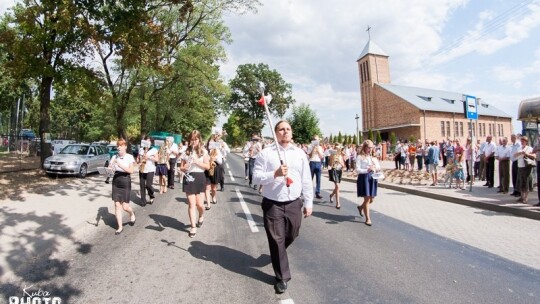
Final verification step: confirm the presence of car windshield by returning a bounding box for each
[60,145,89,155]
[107,146,117,152]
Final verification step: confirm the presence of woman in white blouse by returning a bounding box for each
[514,136,536,204]
[109,138,136,235]
[179,130,210,237]
[355,140,381,226]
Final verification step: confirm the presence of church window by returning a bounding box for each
[459,122,464,137]
[446,121,451,137]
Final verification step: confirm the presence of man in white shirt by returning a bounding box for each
[510,134,522,197]
[307,135,324,199]
[483,135,497,188]
[138,137,158,206]
[495,137,511,193]
[253,120,313,294]
[167,137,179,190]
[243,134,262,189]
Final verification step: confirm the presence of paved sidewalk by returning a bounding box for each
[335,160,540,221]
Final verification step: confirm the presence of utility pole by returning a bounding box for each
[355,114,360,145]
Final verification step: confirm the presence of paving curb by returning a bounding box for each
[336,174,540,221]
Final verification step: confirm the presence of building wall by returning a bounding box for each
[373,85,421,128]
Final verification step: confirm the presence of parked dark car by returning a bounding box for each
[43,144,110,178]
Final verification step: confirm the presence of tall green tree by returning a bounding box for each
[337,131,342,144]
[222,111,244,147]
[226,63,294,137]
[1,0,93,163]
[287,103,321,144]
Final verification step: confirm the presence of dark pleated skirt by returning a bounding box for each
[112,173,131,203]
[357,173,377,197]
[155,164,168,176]
[329,169,342,183]
[183,172,206,194]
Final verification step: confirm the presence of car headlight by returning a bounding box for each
[44,160,51,164]
[67,161,80,166]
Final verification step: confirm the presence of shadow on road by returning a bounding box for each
[187,241,274,285]
[147,214,189,232]
[0,207,90,302]
[311,210,360,224]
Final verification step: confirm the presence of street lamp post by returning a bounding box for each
[355,114,360,145]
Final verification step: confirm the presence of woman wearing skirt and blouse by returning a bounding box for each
[179,130,210,238]
[328,146,346,209]
[109,138,136,235]
[355,139,381,227]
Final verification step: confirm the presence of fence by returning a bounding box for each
[0,135,42,173]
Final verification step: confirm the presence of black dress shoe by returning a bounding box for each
[315,194,323,199]
[275,281,287,294]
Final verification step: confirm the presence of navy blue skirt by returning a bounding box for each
[357,173,378,197]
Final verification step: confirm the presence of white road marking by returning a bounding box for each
[226,162,229,169]
[279,299,295,304]
[235,188,259,233]
[228,170,235,182]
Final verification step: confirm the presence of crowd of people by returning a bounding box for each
[108,131,230,236]
[389,134,539,205]
[104,123,539,294]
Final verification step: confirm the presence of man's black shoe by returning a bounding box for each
[275,281,287,294]
[483,183,489,186]
[220,188,224,192]
[315,194,323,199]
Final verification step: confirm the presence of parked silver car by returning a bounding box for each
[44,144,110,178]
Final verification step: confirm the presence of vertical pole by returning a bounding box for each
[469,119,474,192]
[355,114,359,145]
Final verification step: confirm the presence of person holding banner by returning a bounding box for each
[253,120,313,294]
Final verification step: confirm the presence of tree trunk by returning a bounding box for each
[39,76,53,167]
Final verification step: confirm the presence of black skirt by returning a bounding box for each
[205,162,223,185]
[183,171,206,194]
[329,169,342,183]
[112,172,131,203]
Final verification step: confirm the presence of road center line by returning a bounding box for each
[228,170,235,182]
[279,299,295,304]
[235,188,259,233]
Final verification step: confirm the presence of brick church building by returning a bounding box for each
[357,40,513,143]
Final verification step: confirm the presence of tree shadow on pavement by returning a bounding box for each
[0,207,90,302]
[147,214,189,232]
[187,241,274,285]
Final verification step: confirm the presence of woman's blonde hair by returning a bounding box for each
[360,139,375,157]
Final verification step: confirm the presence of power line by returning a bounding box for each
[433,0,535,58]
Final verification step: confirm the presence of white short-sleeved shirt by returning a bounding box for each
[138,147,158,173]
[111,153,135,173]
[181,149,208,173]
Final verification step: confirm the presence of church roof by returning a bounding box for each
[377,84,512,118]
[357,40,388,61]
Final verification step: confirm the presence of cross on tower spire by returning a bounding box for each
[366,25,371,40]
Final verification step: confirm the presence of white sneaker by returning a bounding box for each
[245,176,248,180]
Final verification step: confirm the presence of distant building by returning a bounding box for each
[356,40,513,143]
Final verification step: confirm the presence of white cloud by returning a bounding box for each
[431,0,540,65]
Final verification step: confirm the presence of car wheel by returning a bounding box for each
[78,163,88,178]
[104,160,109,167]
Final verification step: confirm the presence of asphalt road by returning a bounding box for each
[1,153,539,304]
